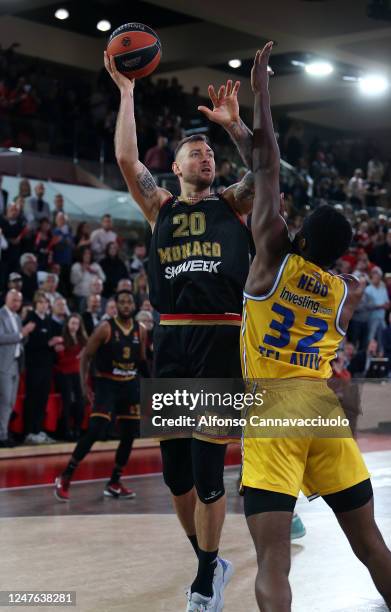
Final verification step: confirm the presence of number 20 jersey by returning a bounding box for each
[149,194,252,314]
[240,253,348,379]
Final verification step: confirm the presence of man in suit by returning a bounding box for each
[0,289,35,447]
[82,293,102,336]
[25,182,50,231]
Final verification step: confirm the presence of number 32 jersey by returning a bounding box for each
[240,253,348,379]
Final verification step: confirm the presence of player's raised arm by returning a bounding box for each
[104,52,171,226]
[198,79,253,168]
[222,170,254,215]
[250,42,290,263]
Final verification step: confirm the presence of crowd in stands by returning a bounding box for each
[0,177,152,447]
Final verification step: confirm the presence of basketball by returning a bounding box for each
[107,22,162,80]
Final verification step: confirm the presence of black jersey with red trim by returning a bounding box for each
[149,194,252,314]
[95,318,142,381]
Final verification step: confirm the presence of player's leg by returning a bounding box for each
[54,378,111,501]
[190,439,227,599]
[104,414,139,498]
[244,488,295,612]
[323,480,391,607]
[160,438,198,555]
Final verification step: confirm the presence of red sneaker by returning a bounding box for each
[104,482,136,499]
[54,476,70,502]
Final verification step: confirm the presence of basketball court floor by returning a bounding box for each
[0,434,390,611]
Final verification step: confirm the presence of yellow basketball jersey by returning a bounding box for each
[241,253,348,380]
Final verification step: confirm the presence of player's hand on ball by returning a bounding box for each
[251,41,274,94]
[104,51,135,94]
[198,79,240,127]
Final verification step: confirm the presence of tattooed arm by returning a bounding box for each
[222,170,254,215]
[104,52,171,227]
[198,80,253,168]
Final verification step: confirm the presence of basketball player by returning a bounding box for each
[241,41,391,611]
[104,51,257,610]
[54,290,147,501]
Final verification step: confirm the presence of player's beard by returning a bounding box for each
[186,169,214,191]
[118,310,133,321]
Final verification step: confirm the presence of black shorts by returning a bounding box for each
[153,324,242,378]
[92,377,140,420]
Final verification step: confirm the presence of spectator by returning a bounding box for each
[17,178,31,200]
[140,298,153,312]
[100,242,128,298]
[348,274,371,351]
[52,212,74,268]
[365,268,390,353]
[25,182,50,230]
[90,214,117,262]
[0,202,27,273]
[52,193,64,224]
[81,293,102,336]
[50,296,68,335]
[70,247,105,309]
[54,314,87,440]
[39,273,64,308]
[215,159,237,190]
[367,155,384,185]
[20,252,38,302]
[23,291,63,444]
[129,243,147,277]
[347,169,366,208]
[144,134,172,173]
[133,271,149,309]
[33,217,53,270]
[0,289,35,447]
[7,272,23,293]
[90,276,104,298]
[116,278,133,293]
[0,175,8,215]
[102,297,117,320]
[75,221,91,249]
[371,229,391,274]
[344,340,379,377]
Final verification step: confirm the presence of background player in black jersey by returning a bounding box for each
[54,290,148,501]
[104,51,256,611]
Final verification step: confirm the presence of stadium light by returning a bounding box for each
[97,20,111,32]
[305,61,334,77]
[359,74,389,96]
[228,59,242,69]
[54,8,69,20]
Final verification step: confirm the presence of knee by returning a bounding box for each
[163,464,194,497]
[194,469,225,505]
[88,415,109,441]
[192,439,226,504]
[161,441,194,497]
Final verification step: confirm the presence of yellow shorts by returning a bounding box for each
[241,378,370,498]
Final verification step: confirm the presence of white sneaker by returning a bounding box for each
[186,590,216,611]
[24,433,42,445]
[39,432,56,444]
[213,558,234,611]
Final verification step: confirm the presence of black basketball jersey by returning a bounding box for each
[95,318,142,381]
[149,194,252,314]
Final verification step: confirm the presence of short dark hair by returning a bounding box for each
[115,289,134,303]
[302,205,352,267]
[174,134,210,159]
